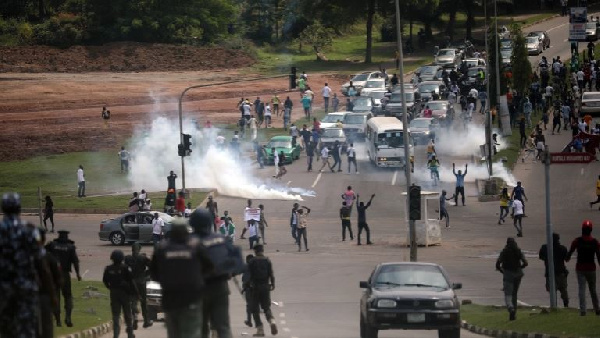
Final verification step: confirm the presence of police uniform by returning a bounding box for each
[39,228,63,338]
[150,221,213,338]
[0,192,51,338]
[46,230,81,327]
[103,250,136,338]
[246,245,278,337]
[124,243,153,329]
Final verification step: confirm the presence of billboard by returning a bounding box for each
[569,7,587,41]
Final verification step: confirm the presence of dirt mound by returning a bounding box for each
[0,42,255,73]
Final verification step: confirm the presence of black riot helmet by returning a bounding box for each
[110,250,125,263]
[189,208,213,236]
[2,192,21,215]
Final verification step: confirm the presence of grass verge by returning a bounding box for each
[462,304,600,338]
[55,280,111,337]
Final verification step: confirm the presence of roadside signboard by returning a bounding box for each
[244,207,261,221]
[569,7,587,41]
[550,152,594,164]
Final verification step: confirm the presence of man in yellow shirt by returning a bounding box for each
[590,175,600,209]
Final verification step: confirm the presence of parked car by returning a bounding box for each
[580,91,600,114]
[352,96,376,114]
[264,135,302,164]
[525,36,543,55]
[341,71,385,96]
[448,40,475,58]
[362,89,387,116]
[418,81,446,102]
[527,31,550,49]
[382,92,416,119]
[146,281,162,321]
[586,22,599,41]
[409,118,435,144]
[360,79,387,96]
[343,112,373,141]
[318,127,347,151]
[99,211,175,245]
[359,262,462,338]
[435,49,460,67]
[320,112,349,129]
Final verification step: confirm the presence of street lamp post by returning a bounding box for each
[485,0,493,177]
[394,0,417,261]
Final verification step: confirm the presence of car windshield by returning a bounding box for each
[438,50,454,56]
[501,50,512,58]
[586,22,597,29]
[354,97,373,107]
[410,120,431,128]
[421,66,438,75]
[344,115,365,124]
[467,68,483,77]
[529,32,542,38]
[500,40,512,48]
[322,114,344,123]
[583,93,600,100]
[374,264,449,289]
[322,129,345,138]
[390,92,415,102]
[268,141,291,148]
[419,84,439,92]
[526,37,538,44]
[365,80,384,88]
[367,92,386,99]
[377,132,404,148]
[352,74,369,81]
[427,102,447,110]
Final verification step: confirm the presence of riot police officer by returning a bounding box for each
[246,244,278,337]
[189,208,245,338]
[39,227,63,338]
[150,219,214,338]
[125,242,153,330]
[103,250,137,338]
[46,230,82,327]
[0,192,55,338]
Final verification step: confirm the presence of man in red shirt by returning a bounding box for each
[175,191,186,216]
[422,105,433,118]
[566,220,600,316]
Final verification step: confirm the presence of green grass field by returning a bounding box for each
[462,304,600,337]
[54,280,111,337]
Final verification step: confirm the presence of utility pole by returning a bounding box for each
[484,0,493,177]
[544,145,557,309]
[394,0,417,261]
[494,0,502,132]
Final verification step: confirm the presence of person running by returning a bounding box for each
[296,206,311,252]
[539,233,570,308]
[498,187,510,225]
[439,190,452,228]
[496,237,528,321]
[319,146,333,173]
[271,95,280,117]
[452,163,468,206]
[306,141,315,172]
[566,220,600,316]
[341,186,356,209]
[511,181,528,216]
[511,197,524,237]
[427,155,440,184]
[258,204,268,245]
[356,194,375,245]
[347,143,358,174]
[339,201,354,241]
[43,195,55,232]
[590,175,600,210]
[426,140,436,160]
[331,141,342,172]
[272,148,279,178]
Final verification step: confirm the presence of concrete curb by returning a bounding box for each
[59,321,112,338]
[461,319,593,338]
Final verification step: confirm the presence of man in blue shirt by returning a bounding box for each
[452,163,468,206]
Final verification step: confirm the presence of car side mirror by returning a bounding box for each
[359,281,370,289]
[452,283,462,290]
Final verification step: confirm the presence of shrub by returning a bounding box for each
[32,14,86,47]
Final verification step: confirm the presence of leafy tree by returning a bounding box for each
[509,23,531,96]
[298,22,333,60]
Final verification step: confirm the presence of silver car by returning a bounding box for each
[341,71,385,96]
[580,92,600,114]
[586,22,599,41]
[526,36,542,55]
[98,211,175,245]
[362,90,387,116]
[409,118,435,144]
[319,128,347,151]
[435,49,459,68]
[321,112,349,129]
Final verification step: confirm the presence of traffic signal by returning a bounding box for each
[178,144,185,157]
[408,185,421,221]
[290,66,297,89]
[182,134,192,155]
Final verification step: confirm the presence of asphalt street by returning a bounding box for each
[21,13,600,338]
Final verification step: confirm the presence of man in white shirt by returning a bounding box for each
[152,213,164,247]
[118,146,130,173]
[322,83,332,113]
[577,70,584,90]
[247,221,259,249]
[347,143,358,174]
[319,146,333,172]
[272,148,279,178]
[511,199,524,238]
[264,103,272,127]
[242,101,252,120]
[77,165,85,197]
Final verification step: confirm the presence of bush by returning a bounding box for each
[32,15,86,47]
[218,36,258,58]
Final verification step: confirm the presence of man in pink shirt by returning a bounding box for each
[342,186,356,209]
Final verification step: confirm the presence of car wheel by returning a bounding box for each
[360,315,378,338]
[438,328,460,338]
[109,232,125,246]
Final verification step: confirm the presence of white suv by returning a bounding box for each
[341,71,386,96]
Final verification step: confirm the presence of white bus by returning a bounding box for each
[366,117,413,168]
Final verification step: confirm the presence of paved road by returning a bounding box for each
[21,13,600,338]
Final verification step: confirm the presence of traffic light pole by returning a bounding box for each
[544,145,557,309]
[394,0,417,261]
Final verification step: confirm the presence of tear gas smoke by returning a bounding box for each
[128,116,314,200]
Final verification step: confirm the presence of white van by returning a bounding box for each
[366,117,413,168]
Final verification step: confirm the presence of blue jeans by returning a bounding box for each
[152,234,161,247]
[291,224,298,243]
[577,270,599,313]
[77,181,86,197]
[249,235,259,249]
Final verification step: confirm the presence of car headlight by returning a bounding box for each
[424,131,430,135]
[435,299,455,309]
[377,299,397,308]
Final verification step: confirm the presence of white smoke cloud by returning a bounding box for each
[127,116,313,201]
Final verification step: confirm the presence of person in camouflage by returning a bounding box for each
[125,242,153,330]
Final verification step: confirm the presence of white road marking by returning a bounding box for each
[391,170,398,186]
[286,181,292,186]
[283,328,291,333]
[581,168,585,175]
[279,313,286,318]
[280,320,287,325]
[82,269,90,278]
[311,172,322,188]
[547,22,567,33]
[272,301,279,306]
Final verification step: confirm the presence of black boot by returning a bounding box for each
[65,310,73,327]
[133,319,138,330]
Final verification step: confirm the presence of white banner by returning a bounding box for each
[569,7,587,41]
